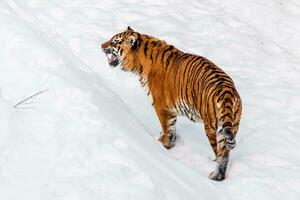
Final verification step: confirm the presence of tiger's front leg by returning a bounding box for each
[155,107,177,149]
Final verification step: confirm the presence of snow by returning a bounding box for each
[0,0,300,199]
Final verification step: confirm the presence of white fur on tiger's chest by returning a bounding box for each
[139,76,154,105]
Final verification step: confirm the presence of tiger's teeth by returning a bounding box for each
[107,53,112,60]
[111,54,116,60]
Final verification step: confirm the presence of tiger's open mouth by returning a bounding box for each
[105,51,119,67]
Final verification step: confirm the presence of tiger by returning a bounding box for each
[101,26,242,181]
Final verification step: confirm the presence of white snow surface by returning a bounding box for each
[0,0,300,199]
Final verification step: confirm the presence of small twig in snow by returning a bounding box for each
[13,89,50,109]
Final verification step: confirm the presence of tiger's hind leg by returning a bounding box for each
[204,124,228,181]
[209,128,232,181]
[155,108,177,149]
[204,125,218,158]
[209,112,241,180]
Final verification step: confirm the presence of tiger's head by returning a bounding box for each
[101,26,139,69]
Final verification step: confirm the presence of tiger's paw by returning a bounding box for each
[158,132,177,149]
[209,171,225,181]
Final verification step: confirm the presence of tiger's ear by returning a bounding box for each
[127,32,139,50]
[128,35,138,50]
[127,26,134,32]
[129,36,136,47]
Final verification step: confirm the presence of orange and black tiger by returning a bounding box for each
[101,26,242,181]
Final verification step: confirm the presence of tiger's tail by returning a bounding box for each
[218,93,237,150]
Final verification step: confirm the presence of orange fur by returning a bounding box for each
[101,27,242,181]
